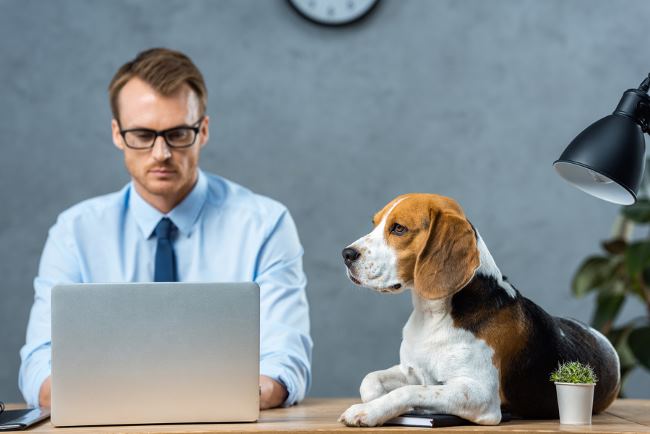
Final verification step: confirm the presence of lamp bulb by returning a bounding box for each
[588,169,614,184]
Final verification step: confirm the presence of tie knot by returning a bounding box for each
[154,217,175,240]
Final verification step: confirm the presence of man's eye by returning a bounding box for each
[167,129,190,141]
[390,223,408,235]
[133,131,155,140]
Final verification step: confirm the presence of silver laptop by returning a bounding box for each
[51,282,260,426]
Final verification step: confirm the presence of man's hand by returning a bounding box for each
[39,376,51,408]
[259,375,288,410]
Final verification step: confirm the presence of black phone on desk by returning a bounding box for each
[385,411,512,428]
[0,406,50,431]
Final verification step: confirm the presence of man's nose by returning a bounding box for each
[342,247,360,267]
[151,136,172,161]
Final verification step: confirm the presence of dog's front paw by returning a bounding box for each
[338,403,384,427]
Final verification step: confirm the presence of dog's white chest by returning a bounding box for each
[399,302,499,388]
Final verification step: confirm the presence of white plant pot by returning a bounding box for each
[554,382,595,425]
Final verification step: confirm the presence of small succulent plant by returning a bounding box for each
[550,361,598,384]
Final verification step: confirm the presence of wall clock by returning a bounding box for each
[288,0,380,26]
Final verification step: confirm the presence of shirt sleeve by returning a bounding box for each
[255,208,313,407]
[19,213,81,406]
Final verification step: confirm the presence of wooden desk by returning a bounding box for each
[11,398,650,433]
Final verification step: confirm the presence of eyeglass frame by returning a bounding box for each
[118,117,205,150]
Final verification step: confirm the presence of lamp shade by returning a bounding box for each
[554,90,647,205]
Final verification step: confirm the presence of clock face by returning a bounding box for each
[289,0,379,26]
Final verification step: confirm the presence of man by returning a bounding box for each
[19,48,312,410]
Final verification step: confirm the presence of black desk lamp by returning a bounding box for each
[554,73,650,205]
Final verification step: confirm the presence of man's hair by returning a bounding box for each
[108,48,207,122]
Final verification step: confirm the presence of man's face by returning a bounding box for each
[111,77,209,207]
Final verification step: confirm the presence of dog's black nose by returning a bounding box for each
[342,247,361,266]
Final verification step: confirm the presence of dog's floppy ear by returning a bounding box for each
[414,209,480,299]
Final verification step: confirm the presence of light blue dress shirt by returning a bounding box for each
[19,170,312,407]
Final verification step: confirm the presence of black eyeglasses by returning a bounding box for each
[119,117,204,150]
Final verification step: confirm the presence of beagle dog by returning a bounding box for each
[338,193,620,427]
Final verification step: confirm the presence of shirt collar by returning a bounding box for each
[129,169,209,239]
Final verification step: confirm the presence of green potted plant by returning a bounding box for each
[550,361,598,424]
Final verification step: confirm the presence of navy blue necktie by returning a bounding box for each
[154,217,177,282]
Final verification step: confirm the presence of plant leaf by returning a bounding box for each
[608,326,638,370]
[602,239,627,255]
[622,199,650,223]
[642,267,650,286]
[591,284,626,332]
[607,326,638,397]
[628,326,650,371]
[572,256,614,297]
[625,241,650,276]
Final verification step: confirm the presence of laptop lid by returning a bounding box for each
[51,282,259,426]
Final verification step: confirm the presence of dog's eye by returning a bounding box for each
[390,223,408,236]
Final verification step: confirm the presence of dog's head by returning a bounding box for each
[342,193,480,299]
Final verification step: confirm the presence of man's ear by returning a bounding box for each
[413,210,480,299]
[198,115,209,148]
[111,119,125,150]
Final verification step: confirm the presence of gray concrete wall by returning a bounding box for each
[1,0,649,402]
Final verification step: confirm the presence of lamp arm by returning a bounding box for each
[637,101,650,134]
[634,72,650,133]
[638,73,650,93]
[613,77,650,134]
